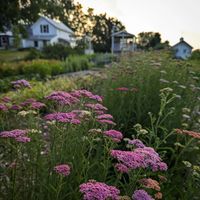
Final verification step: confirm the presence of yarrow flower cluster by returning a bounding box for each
[132,189,154,200]
[46,91,80,105]
[103,130,123,142]
[115,87,138,92]
[111,147,167,172]
[79,180,120,200]
[85,103,108,111]
[71,89,103,102]
[54,164,70,176]
[175,129,200,139]
[139,178,160,191]
[11,79,31,89]
[44,112,81,124]
[0,129,31,143]
[0,104,8,111]
[128,139,146,148]
[17,98,45,110]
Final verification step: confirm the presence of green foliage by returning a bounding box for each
[137,32,164,50]
[25,48,43,60]
[63,55,94,72]
[42,44,75,60]
[190,49,200,60]
[12,25,21,48]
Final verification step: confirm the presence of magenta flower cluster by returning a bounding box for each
[46,91,80,105]
[132,189,154,200]
[79,180,120,200]
[71,89,103,102]
[44,112,81,124]
[20,98,45,110]
[11,79,31,89]
[111,146,167,172]
[103,130,123,142]
[54,164,70,176]
[0,129,31,143]
[128,139,146,148]
[85,103,108,111]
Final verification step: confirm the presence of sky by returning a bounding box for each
[75,0,200,49]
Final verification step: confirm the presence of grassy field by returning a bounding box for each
[0,50,30,62]
[1,50,200,199]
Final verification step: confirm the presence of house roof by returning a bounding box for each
[112,30,135,38]
[40,16,74,35]
[172,38,193,49]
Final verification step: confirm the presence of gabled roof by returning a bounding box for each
[112,30,135,38]
[172,38,193,49]
[39,16,74,34]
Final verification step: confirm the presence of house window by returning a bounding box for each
[183,49,187,53]
[34,41,38,47]
[2,36,7,44]
[40,25,49,33]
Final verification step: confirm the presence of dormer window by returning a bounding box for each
[40,25,49,33]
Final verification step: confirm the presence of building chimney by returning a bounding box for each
[180,37,184,42]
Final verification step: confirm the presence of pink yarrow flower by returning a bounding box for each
[115,87,129,91]
[0,104,8,111]
[15,136,31,143]
[132,189,154,200]
[114,163,129,173]
[54,164,70,176]
[44,112,81,124]
[85,103,108,111]
[97,119,116,126]
[46,91,79,106]
[103,130,123,142]
[71,89,103,102]
[79,180,120,200]
[11,79,31,89]
[111,147,167,172]
[96,114,113,120]
[0,129,31,143]
[0,129,27,138]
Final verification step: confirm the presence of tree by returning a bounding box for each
[92,14,125,52]
[137,32,162,50]
[12,25,21,48]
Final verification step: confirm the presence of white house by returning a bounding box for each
[111,29,137,54]
[21,16,76,49]
[0,29,14,49]
[0,16,76,50]
[172,38,193,59]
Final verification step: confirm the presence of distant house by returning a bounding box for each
[0,29,14,49]
[22,16,75,49]
[111,29,137,54]
[172,38,193,59]
[0,16,76,50]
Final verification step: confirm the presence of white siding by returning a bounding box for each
[31,18,57,36]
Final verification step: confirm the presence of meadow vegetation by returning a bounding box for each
[0,50,200,199]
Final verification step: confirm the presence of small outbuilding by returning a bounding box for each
[172,38,193,59]
[111,29,137,54]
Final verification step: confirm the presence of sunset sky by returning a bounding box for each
[76,0,200,49]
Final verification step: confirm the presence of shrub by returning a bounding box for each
[25,48,43,60]
[42,44,75,60]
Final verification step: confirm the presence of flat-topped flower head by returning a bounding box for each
[103,130,123,142]
[46,91,79,105]
[175,129,200,139]
[44,112,81,124]
[111,147,167,172]
[11,79,31,89]
[128,139,146,148]
[132,189,154,200]
[79,180,120,200]
[15,136,31,143]
[54,164,70,176]
[0,129,27,138]
[139,178,160,191]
